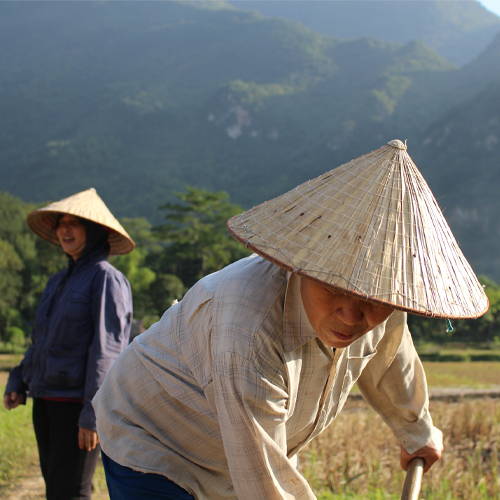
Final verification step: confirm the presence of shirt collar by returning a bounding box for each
[282,272,317,352]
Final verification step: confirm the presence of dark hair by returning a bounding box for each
[81,219,110,257]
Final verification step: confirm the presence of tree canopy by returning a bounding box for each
[1,188,498,350]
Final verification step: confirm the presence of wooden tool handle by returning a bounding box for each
[401,457,425,500]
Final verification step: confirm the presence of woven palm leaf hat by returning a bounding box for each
[27,188,135,255]
[228,139,488,319]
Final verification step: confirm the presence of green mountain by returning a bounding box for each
[0,0,451,209]
[461,30,500,86]
[231,0,500,65]
[418,55,500,278]
[0,0,334,212]
[419,84,500,278]
[387,31,500,279]
[1,1,499,278]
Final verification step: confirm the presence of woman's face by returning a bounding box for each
[55,215,87,261]
[300,276,394,348]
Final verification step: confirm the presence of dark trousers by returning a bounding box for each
[102,453,194,500]
[32,398,100,500]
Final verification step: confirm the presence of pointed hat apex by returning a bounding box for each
[228,140,488,319]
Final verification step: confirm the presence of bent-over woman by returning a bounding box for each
[93,140,488,499]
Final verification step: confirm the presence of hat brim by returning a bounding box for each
[227,222,490,320]
[27,210,135,255]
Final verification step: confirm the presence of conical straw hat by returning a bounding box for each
[228,139,488,319]
[27,188,135,255]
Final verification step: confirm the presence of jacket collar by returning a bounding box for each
[68,246,108,273]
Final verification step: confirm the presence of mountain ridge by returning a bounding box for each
[230,0,500,65]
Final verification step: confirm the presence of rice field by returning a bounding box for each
[1,355,499,499]
[424,361,500,388]
[302,398,499,499]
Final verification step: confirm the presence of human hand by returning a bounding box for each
[78,427,99,452]
[400,428,443,473]
[3,392,26,410]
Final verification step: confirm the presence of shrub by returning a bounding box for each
[419,352,470,362]
[470,353,500,362]
[5,327,25,347]
[419,352,441,361]
[438,353,469,362]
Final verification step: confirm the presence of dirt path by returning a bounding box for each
[3,466,44,500]
[2,464,109,500]
[428,386,500,400]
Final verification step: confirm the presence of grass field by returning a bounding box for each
[1,354,499,499]
[0,354,22,372]
[0,379,38,487]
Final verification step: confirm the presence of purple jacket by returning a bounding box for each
[5,248,133,430]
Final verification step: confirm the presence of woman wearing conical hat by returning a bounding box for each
[3,188,135,500]
[93,141,487,499]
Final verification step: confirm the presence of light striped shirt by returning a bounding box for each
[93,254,437,499]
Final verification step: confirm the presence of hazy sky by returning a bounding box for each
[479,0,500,16]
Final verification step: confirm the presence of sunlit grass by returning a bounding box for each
[0,390,38,489]
[424,361,500,388]
[0,354,22,372]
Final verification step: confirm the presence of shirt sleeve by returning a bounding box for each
[79,269,133,430]
[5,275,58,397]
[212,350,317,500]
[356,312,440,454]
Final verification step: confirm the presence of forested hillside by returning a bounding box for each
[1,0,499,278]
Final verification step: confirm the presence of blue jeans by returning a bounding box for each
[102,453,194,500]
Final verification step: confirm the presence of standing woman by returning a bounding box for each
[3,188,135,500]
